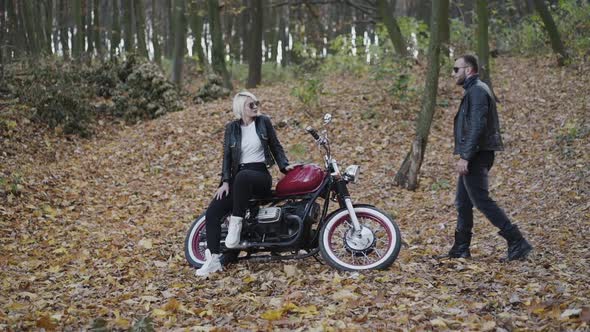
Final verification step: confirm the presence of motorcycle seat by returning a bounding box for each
[249,190,276,204]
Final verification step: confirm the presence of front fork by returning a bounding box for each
[335,180,362,232]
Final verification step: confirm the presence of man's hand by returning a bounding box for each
[456,158,469,175]
[215,182,229,200]
[285,163,303,172]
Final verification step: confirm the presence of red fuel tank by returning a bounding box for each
[275,164,326,196]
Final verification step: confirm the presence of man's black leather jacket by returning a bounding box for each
[454,75,504,161]
[220,115,289,183]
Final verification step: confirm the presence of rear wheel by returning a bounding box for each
[319,206,401,271]
[184,213,238,268]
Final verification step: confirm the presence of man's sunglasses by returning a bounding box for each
[247,101,260,109]
[453,66,469,73]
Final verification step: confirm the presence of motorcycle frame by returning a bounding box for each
[231,161,355,255]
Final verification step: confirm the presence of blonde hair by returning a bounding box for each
[232,91,258,119]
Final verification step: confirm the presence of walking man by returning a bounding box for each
[444,55,532,261]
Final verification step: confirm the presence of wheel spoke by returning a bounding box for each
[362,251,370,264]
[375,248,384,258]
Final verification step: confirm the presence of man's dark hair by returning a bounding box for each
[459,55,479,73]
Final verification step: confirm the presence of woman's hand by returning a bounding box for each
[285,163,303,172]
[215,182,230,200]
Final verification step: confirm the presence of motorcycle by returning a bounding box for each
[185,113,402,271]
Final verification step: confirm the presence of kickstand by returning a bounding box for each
[312,253,324,265]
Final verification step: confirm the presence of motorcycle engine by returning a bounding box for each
[248,201,320,242]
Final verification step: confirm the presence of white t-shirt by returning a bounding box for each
[240,121,265,164]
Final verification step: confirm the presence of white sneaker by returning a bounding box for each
[195,249,222,277]
[225,216,243,248]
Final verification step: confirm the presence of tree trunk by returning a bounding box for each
[376,0,408,57]
[268,6,278,63]
[134,0,149,57]
[241,0,251,64]
[59,0,70,59]
[208,0,232,89]
[222,6,233,64]
[394,0,445,190]
[532,0,568,65]
[278,6,287,66]
[246,0,263,88]
[6,0,19,59]
[111,0,121,59]
[151,0,162,65]
[166,0,174,57]
[94,0,103,60]
[123,0,134,53]
[73,0,83,58]
[87,0,95,56]
[0,0,5,71]
[476,0,497,100]
[171,0,186,86]
[188,0,206,70]
[439,0,449,57]
[43,0,53,54]
[33,1,47,55]
[21,1,39,56]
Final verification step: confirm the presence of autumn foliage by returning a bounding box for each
[1,55,589,330]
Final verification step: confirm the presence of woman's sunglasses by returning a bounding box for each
[247,101,260,109]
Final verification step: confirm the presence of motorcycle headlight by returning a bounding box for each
[343,165,360,183]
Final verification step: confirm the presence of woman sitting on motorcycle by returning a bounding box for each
[196,91,294,277]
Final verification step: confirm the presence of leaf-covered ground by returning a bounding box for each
[1,56,589,330]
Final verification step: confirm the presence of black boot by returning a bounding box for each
[498,225,532,261]
[447,230,472,258]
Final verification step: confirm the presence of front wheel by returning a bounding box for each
[184,213,238,268]
[319,206,401,271]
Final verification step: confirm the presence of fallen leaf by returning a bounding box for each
[36,314,57,331]
[138,238,153,249]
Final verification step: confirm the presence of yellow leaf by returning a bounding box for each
[331,289,358,302]
[482,320,496,331]
[294,305,318,316]
[243,276,256,284]
[164,299,181,312]
[114,317,130,329]
[261,309,283,321]
[36,314,57,331]
[199,309,212,317]
[48,265,61,273]
[52,247,68,255]
[282,302,298,312]
[138,238,153,249]
[7,302,26,310]
[43,205,57,218]
[152,308,168,318]
[430,318,447,328]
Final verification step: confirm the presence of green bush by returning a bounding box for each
[194,74,230,103]
[113,59,183,122]
[16,61,94,137]
[12,56,184,135]
[87,61,119,97]
[291,75,323,113]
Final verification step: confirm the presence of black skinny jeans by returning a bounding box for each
[205,163,272,254]
[455,151,512,233]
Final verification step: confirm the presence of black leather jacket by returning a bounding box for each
[220,115,289,183]
[454,75,504,161]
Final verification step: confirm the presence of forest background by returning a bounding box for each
[1,0,589,330]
